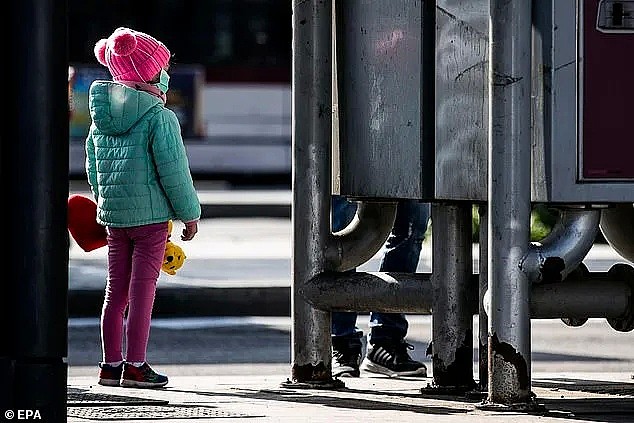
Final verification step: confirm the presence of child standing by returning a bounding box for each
[86,27,201,388]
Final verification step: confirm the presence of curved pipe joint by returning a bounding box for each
[326,201,397,272]
[600,203,634,264]
[522,208,600,284]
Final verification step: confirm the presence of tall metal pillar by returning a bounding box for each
[4,0,69,420]
[428,203,476,392]
[478,205,489,391]
[286,0,340,388]
[483,0,535,408]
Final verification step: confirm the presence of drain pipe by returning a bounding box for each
[327,201,397,272]
[522,208,601,284]
[600,203,634,264]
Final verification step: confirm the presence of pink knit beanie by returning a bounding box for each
[94,27,171,83]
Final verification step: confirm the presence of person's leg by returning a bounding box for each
[120,222,170,388]
[369,200,430,343]
[331,196,360,336]
[99,227,132,386]
[362,200,431,377]
[332,312,359,338]
[101,227,133,364]
[330,195,363,376]
[379,200,430,272]
[124,222,169,363]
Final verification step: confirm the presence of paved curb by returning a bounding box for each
[201,203,290,219]
[69,286,291,318]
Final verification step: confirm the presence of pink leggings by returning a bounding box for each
[101,222,168,363]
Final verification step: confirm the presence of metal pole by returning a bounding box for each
[5,0,69,420]
[287,0,340,388]
[428,203,476,392]
[485,0,535,407]
[531,279,631,319]
[478,204,488,392]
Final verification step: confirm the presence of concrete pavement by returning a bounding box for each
[64,312,634,421]
[65,368,634,422]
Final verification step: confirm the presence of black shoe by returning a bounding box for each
[361,340,427,377]
[332,336,362,378]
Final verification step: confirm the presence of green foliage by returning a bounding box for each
[424,204,558,244]
[470,204,557,242]
[530,204,558,241]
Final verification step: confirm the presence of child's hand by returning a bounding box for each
[181,220,198,241]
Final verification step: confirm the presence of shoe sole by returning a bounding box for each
[121,379,168,388]
[360,359,427,378]
[98,379,120,387]
[333,368,360,378]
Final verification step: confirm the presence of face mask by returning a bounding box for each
[156,69,170,94]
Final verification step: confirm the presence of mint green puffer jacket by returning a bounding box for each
[85,81,201,228]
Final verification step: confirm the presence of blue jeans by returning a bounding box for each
[331,195,430,345]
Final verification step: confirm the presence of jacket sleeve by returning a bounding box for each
[85,130,99,201]
[150,109,201,223]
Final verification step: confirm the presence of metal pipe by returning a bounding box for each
[301,271,439,313]
[600,203,634,264]
[478,205,489,391]
[486,0,534,406]
[431,203,476,389]
[290,0,335,385]
[523,208,601,284]
[301,272,630,320]
[328,201,397,272]
[531,279,631,319]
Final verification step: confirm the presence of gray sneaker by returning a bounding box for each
[360,340,427,377]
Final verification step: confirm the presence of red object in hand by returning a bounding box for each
[67,194,107,252]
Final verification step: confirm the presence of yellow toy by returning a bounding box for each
[162,220,186,275]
